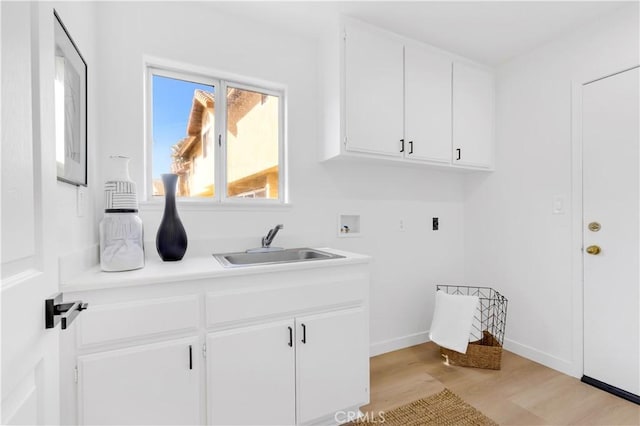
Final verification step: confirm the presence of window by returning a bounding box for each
[148,66,285,203]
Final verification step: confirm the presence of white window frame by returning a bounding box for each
[144,60,287,205]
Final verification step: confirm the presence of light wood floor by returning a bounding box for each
[362,342,640,425]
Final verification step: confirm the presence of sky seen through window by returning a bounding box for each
[152,75,214,180]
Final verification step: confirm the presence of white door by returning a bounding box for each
[583,67,639,399]
[78,337,201,425]
[207,320,296,425]
[1,3,61,424]
[404,44,451,164]
[344,22,404,157]
[452,61,494,168]
[296,307,369,424]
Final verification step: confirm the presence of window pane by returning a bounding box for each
[226,87,279,199]
[152,75,215,197]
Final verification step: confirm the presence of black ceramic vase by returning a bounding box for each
[156,174,188,261]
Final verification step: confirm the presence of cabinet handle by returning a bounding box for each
[288,326,293,347]
[400,139,405,153]
[408,141,413,155]
[456,148,461,161]
[189,345,193,370]
[301,323,307,344]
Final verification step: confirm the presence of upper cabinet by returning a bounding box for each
[452,61,495,169]
[344,23,404,157]
[404,43,452,164]
[321,18,494,171]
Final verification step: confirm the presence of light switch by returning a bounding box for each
[552,194,566,215]
[77,186,86,217]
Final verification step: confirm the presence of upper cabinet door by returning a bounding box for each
[404,45,452,164]
[452,61,495,169]
[344,23,404,157]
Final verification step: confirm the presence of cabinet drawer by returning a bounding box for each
[78,295,199,347]
[206,277,367,327]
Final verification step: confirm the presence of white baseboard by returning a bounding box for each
[369,333,582,379]
[504,338,581,378]
[370,331,430,357]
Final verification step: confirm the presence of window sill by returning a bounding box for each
[139,199,293,213]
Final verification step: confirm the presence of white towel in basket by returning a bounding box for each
[429,290,479,354]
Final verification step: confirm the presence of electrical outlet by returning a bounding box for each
[399,219,405,232]
[432,217,439,231]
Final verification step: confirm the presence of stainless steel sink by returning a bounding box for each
[213,248,344,267]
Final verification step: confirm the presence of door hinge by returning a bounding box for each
[343,30,347,41]
[218,134,222,147]
[202,343,207,359]
[343,136,347,147]
[74,366,78,384]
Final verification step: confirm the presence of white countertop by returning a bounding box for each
[61,248,370,293]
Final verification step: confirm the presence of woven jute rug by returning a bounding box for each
[350,388,498,426]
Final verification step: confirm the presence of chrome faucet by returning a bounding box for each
[262,224,284,248]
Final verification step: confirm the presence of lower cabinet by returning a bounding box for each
[296,307,368,424]
[63,262,370,425]
[78,337,201,425]
[207,307,368,426]
[207,320,296,426]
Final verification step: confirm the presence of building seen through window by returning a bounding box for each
[151,73,281,201]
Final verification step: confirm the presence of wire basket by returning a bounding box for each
[436,285,508,370]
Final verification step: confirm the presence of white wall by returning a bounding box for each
[51,1,100,280]
[20,1,638,374]
[44,1,640,369]
[464,3,639,376]
[91,2,467,353]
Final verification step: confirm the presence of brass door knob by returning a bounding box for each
[586,245,601,255]
[588,222,601,232]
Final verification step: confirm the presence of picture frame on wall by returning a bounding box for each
[54,10,87,186]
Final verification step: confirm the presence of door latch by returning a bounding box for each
[45,292,88,330]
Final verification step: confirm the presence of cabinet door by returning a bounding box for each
[452,61,494,168]
[296,307,369,424]
[404,45,452,164]
[207,320,296,425]
[344,23,404,157]
[78,337,201,425]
